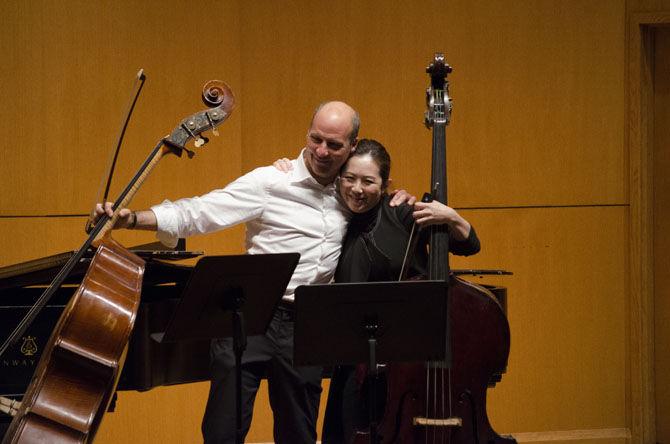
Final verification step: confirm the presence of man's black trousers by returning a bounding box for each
[201,305,323,444]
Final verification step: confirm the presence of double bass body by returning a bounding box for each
[4,238,144,444]
[364,276,514,443]
[1,80,235,443]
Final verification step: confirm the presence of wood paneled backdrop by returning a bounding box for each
[0,0,667,442]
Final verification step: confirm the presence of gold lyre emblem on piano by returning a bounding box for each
[20,336,37,356]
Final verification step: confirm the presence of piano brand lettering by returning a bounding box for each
[1,358,36,368]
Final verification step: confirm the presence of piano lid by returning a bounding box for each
[0,239,202,291]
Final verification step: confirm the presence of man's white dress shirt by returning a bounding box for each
[151,150,350,301]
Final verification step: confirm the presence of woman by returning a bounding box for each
[276,138,480,443]
[333,138,478,283]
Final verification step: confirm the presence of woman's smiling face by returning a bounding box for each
[339,154,385,213]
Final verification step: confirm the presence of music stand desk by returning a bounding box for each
[294,280,449,444]
[154,253,299,444]
[294,280,448,366]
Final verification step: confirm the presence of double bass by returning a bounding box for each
[355,54,515,443]
[0,80,234,443]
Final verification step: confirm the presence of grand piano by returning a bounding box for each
[0,242,210,438]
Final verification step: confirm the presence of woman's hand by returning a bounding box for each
[413,200,471,240]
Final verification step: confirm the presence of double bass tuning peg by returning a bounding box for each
[206,111,220,137]
[181,122,209,148]
[194,135,209,148]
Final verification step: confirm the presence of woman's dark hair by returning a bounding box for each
[346,138,391,189]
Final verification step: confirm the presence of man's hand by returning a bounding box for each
[273,158,293,173]
[94,202,134,229]
[388,189,417,207]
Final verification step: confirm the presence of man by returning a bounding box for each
[97,101,412,443]
[97,101,358,443]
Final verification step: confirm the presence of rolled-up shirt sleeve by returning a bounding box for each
[151,169,267,248]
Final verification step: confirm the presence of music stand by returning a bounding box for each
[154,253,299,444]
[294,280,449,444]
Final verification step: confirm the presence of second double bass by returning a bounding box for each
[353,54,515,444]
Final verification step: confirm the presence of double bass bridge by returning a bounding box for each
[413,416,462,427]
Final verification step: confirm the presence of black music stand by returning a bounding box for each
[294,280,449,444]
[153,253,299,444]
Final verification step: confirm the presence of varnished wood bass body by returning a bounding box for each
[3,238,144,444]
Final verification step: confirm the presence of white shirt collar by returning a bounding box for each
[293,148,335,190]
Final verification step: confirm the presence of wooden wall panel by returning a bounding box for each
[626,8,670,442]
[515,438,628,444]
[628,0,670,12]
[97,380,331,443]
[451,206,627,436]
[0,217,245,269]
[239,0,625,208]
[0,218,90,265]
[653,26,670,444]
[96,383,209,443]
[0,0,244,261]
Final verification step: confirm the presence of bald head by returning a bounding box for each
[311,101,360,144]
